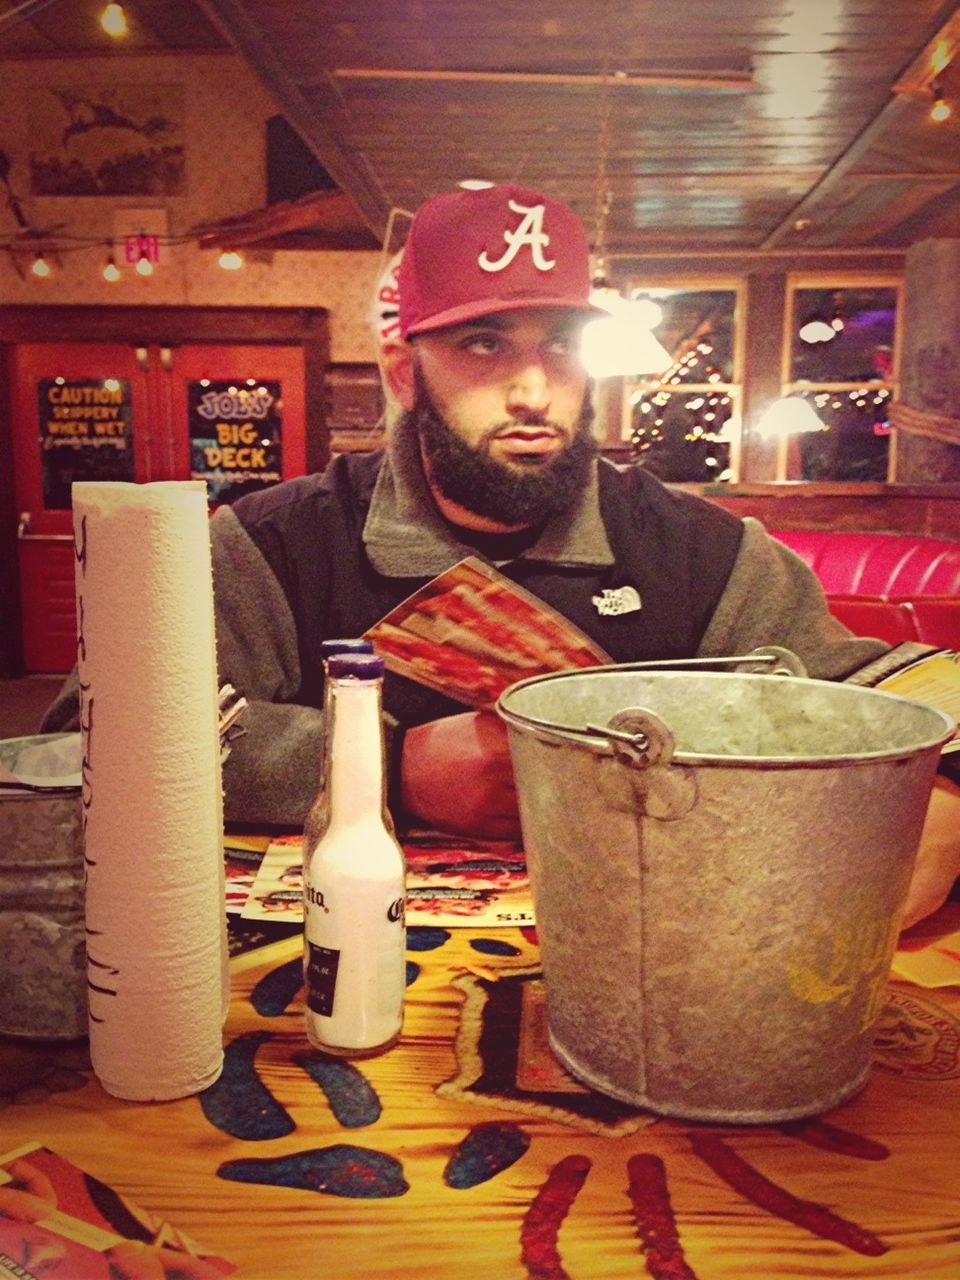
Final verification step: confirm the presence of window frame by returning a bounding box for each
[779,272,903,483]
[614,276,746,482]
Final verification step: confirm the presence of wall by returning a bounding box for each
[0,53,382,363]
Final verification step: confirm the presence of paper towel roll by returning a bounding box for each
[73,481,226,1101]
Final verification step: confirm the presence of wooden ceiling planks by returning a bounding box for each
[2,0,958,253]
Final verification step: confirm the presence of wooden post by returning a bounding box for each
[892,239,960,482]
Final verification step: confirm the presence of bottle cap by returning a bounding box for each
[327,653,385,679]
[321,637,374,658]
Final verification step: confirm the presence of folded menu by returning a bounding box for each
[0,1141,233,1279]
[362,556,610,707]
[874,650,960,753]
[238,834,534,928]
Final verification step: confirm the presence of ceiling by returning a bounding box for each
[3,0,960,263]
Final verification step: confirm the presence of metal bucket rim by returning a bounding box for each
[0,732,81,797]
[496,665,956,766]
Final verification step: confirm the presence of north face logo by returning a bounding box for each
[592,586,642,617]
[478,200,556,273]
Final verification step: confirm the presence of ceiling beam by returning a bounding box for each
[333,67,752,91]
[761,2,960,250]
[893,2,960,91]
[0,0,62,31]
[192,189,379,250]
[192,0,393,239]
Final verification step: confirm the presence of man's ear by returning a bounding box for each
[379,339,416,411]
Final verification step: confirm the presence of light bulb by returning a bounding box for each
[31,253,51,279]
[581,313,672,379]
[102,256,121,282]
[218,250,244,270]
[755,396,826,439]
[135,255,154,276]
[100,4,127,36]
[930,90,952,123]
[632,297,663,329]
[798,319,836,344]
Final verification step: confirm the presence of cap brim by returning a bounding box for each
[404,295,605,338]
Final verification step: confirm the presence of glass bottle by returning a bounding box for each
[302,652,406,1056]
[303,638,375,850]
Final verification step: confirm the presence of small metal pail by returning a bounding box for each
[0,734,86,1039]
[496,656,955,1122]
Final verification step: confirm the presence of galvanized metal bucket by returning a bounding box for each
[0,734,86,1039]
[496,656,955,1122]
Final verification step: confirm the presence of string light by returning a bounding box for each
[100,4,127,37]
[1,229,233,280]
[930,84,952,122]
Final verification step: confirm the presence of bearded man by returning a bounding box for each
[41,183,960,926]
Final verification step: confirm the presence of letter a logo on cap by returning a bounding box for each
[477,199,556,274]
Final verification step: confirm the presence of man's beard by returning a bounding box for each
[410,370,597,527]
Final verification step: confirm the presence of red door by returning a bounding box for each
[10,341,306,672]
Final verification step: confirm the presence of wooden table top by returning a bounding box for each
[2,920,960,1280]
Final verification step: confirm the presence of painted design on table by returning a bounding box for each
[439,965,652,1135]
[219,1146,408,1198]
[290,1050,382,1128]
[200,935,936,1275]
[521,1153,592,1280]
[444,1122,530,1188]
[625,1154,694,1280]
[200,1031,294,1141]
[688,1132,887,1257]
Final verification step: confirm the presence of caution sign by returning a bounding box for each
[188,379,283,503]
[38,378,135,509]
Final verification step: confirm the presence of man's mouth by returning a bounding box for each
[491,427,563,462]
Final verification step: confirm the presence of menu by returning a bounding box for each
[0,1142,233,1279]
[362,556,610,707]
[874,650,960,753]
[236,835,534,929]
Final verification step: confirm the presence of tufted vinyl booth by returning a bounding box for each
[770,529,960,647]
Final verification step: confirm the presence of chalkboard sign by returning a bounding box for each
[38,377,134,509]
[188,379,283,502]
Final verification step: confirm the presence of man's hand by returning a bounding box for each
[901,776,960,930]
[400,710,520,840]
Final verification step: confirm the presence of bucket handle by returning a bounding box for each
[515,646,806,747]
[587,708,675,769]
[594,647,807,679]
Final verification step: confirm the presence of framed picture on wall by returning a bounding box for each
[29,85,185,197]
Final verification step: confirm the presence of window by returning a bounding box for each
[620,285,742,483]
[781,279,900,482]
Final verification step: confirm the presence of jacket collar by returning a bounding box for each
[362,411,614,576]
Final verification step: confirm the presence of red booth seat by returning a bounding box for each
[769,530,960,648]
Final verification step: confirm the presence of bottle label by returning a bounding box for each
[305,942,340,1017]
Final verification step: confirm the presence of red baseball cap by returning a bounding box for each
[398,184,600,338]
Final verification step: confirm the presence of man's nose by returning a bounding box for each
[506,361,551,421]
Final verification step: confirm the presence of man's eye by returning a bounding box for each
[460,334,502,355]
[546,335,578,357]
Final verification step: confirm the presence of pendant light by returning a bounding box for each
[580,35,670,380]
